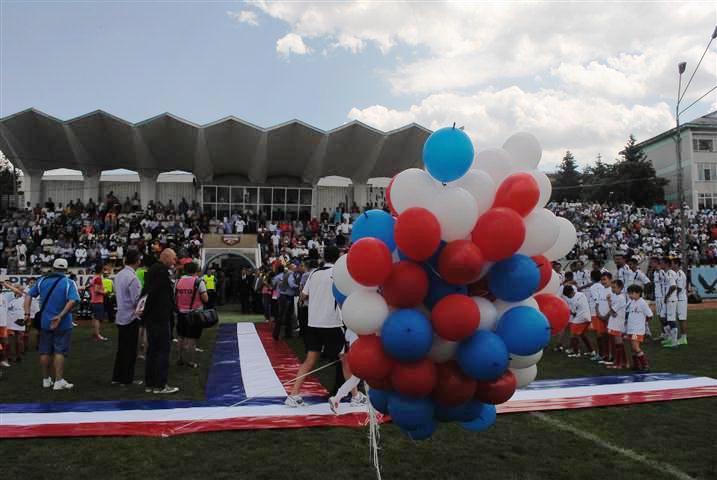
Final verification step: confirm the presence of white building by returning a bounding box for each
[638,111,717,209]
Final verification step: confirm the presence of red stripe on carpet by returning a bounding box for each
[497,386,717,413]
[254,323,327,397]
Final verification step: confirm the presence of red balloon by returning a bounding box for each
[534,293,570,335]
[346,237,393,286]
[438,240,485,285]
[492,173,540,217]
[382,261,429,308]
[471,207,526,261]
[391,359,437,397]
[386,176,398,216]
[474,370,517,404]
[347,335,394,381]
[532,255,552,292]
[395,207,441,261]
[431,294,480,341]
[432,361,477,406]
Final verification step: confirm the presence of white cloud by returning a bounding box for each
[245,1,716,165]
[348,87,675,171]
[276,33,311,57]
[227,10,259,26]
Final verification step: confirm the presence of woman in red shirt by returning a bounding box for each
[175,262,208,368]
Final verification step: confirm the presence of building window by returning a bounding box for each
[693,138,714,152]
[697,163,717,181]
[698,193,716,210]
[201,185,314,221]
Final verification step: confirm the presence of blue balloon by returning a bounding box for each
[368,388,390,415]
[424,267,468,309]
[423,127,474,183]
[350,209,396,251]
[495,306,551,355]
[388,394,435,430]
[461,403,497,432]
[488,254,540,302]
[456,330,509,380]
[403,420,437,441]
[332,284,347,306]
[426,241,447,270]
[381,309,434,361]
[435,399,484,423]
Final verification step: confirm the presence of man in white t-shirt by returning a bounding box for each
[285,246,345,408]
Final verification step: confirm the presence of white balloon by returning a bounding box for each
[519,208,560,256]
[428,335,458,363]
[510,365,538,388]
[428,186,479,242]
[341,290,388,335]
[332,255,365,296]
[543,217,578,261]
[537,270,561,295]
[509,350,544,369]
[473,297,498,331]
[451,169,496,215]
[390,168,438,214]
[494,298,539,319]
[502,132,542,170]
[530,170,552,208]
[474,148,514,184]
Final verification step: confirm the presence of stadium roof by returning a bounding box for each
[637,110,717,149]
[0,108,432,184]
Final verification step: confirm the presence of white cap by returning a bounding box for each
[53,258,68,270]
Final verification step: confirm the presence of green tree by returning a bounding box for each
[551,150,582,201]
[612,135,667,206]
[581,154,614,204]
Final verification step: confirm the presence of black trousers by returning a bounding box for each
[145,321,171,389]
[206,290,217,309]
[273,294,294,339]
[112,320,139,384]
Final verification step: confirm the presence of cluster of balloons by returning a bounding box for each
[333,127,576,440]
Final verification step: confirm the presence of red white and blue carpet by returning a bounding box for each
[1,323,716,438]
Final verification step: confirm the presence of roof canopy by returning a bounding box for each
[0,109,431,184]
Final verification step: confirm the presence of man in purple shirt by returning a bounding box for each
[112,249,143,386]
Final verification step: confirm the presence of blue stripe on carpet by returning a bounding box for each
[522,373,695,390]
[204,323,246,402]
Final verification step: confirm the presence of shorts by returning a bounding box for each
[91,303,106,321]
[304,326,345,359]
[39,328,72,355]
[176,312,203,340]
[655,298,665,317]
[627,334,644,343]
[677,300,687,321]
[590,316,607,334]
[570,323,589,335]
[665,301,677,322]
[608,328,625,337]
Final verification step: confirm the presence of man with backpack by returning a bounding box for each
[24,258,80,391]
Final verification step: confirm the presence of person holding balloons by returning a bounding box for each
[285,246,346,408]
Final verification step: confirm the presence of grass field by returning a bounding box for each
[2,308,716,480]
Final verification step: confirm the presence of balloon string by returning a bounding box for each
[160,358,341,437]
[366,385,383,480]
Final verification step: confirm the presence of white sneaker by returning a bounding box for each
[0,360,10,368]
[350,391,368,406]
[154,385,179,394]
[53,379,74,390]
[328,396,339,414]
[42,377,54,388]
[284,395,304,408]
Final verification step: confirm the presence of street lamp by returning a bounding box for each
[674,26,717,268]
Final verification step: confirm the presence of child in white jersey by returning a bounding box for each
[606,279,628,369]
[661,257,679,348]
[671,258,688,346]
[590,271,612,362]
[563,286,595,358]
[626,284,653,372]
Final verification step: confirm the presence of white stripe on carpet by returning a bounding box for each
[236,322,286,398]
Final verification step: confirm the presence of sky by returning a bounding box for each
[1,1,716,172]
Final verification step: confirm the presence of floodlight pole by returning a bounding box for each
[675,62,687,268]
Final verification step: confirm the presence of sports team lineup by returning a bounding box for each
[2,3,717,480]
